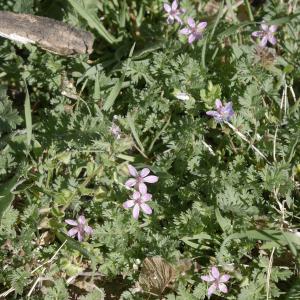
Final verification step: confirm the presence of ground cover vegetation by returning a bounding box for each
[0,0,300,299]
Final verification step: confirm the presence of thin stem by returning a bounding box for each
[244,0,254,21]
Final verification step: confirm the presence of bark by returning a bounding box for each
[0,11,94,56]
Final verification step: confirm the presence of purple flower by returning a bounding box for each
[125,165,159,193]
[179,17,207,44]
[252,22,277,47]
[201,266,230,298]
[123,190,153,219]
[206,99,234,123]
[65,215,93,242]
[163,0,185,25]
[110,123,121,139]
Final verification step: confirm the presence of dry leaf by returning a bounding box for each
[61,74,79,100]
[36,231,55,246]
[138,256,176,296]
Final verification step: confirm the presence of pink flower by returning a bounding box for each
[65,215,93,242]
[252,22,277,47]
[201,266,230,298]
[179,17,207,44]
[123,190,153,219]
[163,0,185,25]
[206,99,234,123]
[125,165,159,193]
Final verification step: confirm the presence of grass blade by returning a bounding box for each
[127,113,145,153]
[24,81,32,146]
[0,175,19,221]
[68,0,116,44]
[103,74,125,111]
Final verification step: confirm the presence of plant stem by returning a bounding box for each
[244,0,254,21]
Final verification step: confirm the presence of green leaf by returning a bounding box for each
[103,44,135,111]
[215,208,231,232]
[68,0,116,44]
[219,229,300,263]
[181,233,211,249]
[56,231,96,263]
[0,175,19,221]
[103,74,125,111]
[127,113,145,153]
[93,71,101,100]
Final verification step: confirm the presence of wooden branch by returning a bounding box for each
[0,11,94,56]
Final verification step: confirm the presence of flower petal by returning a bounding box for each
[211,266,220,279]
[128,165,138,177]
[268,35,277,45]
[84,225,93,235]
[197,21,207,31]
[218,283,228,293]
[179,27,190,35]
[260,35,268,47]
[77,231,83,241]
[224,102,234,116]
[77,215,86,225]
[252,31,262,37]
[201,275,215,282]
[139,182,148,194]
[125,178,137,188]
[123,200,135,209]
[141,203,152,215]
[188,34,196,44]
[68,228,78,237]
[207,283,217,298]
[215,99,223,110]
[133,204,140,219]
[143,175,159,183]
[220,274,230,282]
[140,168,150,178]
[132,191,141,200]
[65,219,78,226]
[187,17,195,28]
[171,0,178,10]
[269,25,277,33]
[141,193,152,202]
[206,111,220,118]
[164,3,171,13]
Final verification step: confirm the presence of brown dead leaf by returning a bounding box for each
[138,256,176,297]
[36,231,55,246]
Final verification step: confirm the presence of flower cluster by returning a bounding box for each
[163,1,207,44]
[123,165,159,219]
[164,2,279,48]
